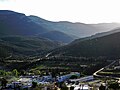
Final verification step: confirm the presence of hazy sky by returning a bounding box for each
[0,0,120,24]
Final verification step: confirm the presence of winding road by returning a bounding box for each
[93,60,119,80]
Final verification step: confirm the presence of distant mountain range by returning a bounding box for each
[0,10,48,36]
[29,15,120,38]
[0,10,63,58]
[1,10,120,42]
[0,10,74,43]
[1,10,120,59]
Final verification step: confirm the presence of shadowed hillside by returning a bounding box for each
[50,30,120,59]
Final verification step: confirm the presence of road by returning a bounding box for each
[93,60,119,79]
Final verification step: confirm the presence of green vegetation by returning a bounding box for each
[12,69,19,77]
[0,47,9,58]
[108,80,120,89]
[97,60,120,77]
[0,69,20,84]
[0,69,19,77]
[24,57,111,75]
[0,36,61,59]
[51,31,120,59]
[29,69,41,75]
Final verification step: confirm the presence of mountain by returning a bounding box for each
[29,15,98,38]
[1,10,119,41]
[0,10,75,43]
[0,36,62,58]
[29,15,120,38]
[50,29,120,58]
[38,31,74,43]
[91,23,120,32]
[0,10,48,36]
[72,26,120,44]
[1,10,120,59]
[0,10,64,58]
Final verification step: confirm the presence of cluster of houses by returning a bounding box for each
[0,72,100,90]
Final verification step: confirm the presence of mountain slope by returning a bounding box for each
[0,10,48,36]
[0,10,75,43]
[72,26,120,44]
[29,15,120,38]
[0,36,62,58]
[0,10,63,58]
[38,31,74,43]
[29,16,99,38]
[51,30,120,58]
[1,10,120,59]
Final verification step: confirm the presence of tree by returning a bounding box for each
[108,82,120,89]
[12,69,19,77]
[1,78,8,88]
[20,70,26,76]
[6,71,12,76]
[99,84,106,90]
[34,70,40,75]
[32,81,37,88]
[0,70,6,76]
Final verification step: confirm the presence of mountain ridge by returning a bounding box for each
[29,15,120,38]
[1,10,120,59]
[50,28,120,59]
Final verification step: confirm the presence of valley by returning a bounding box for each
[1,10,120,90]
